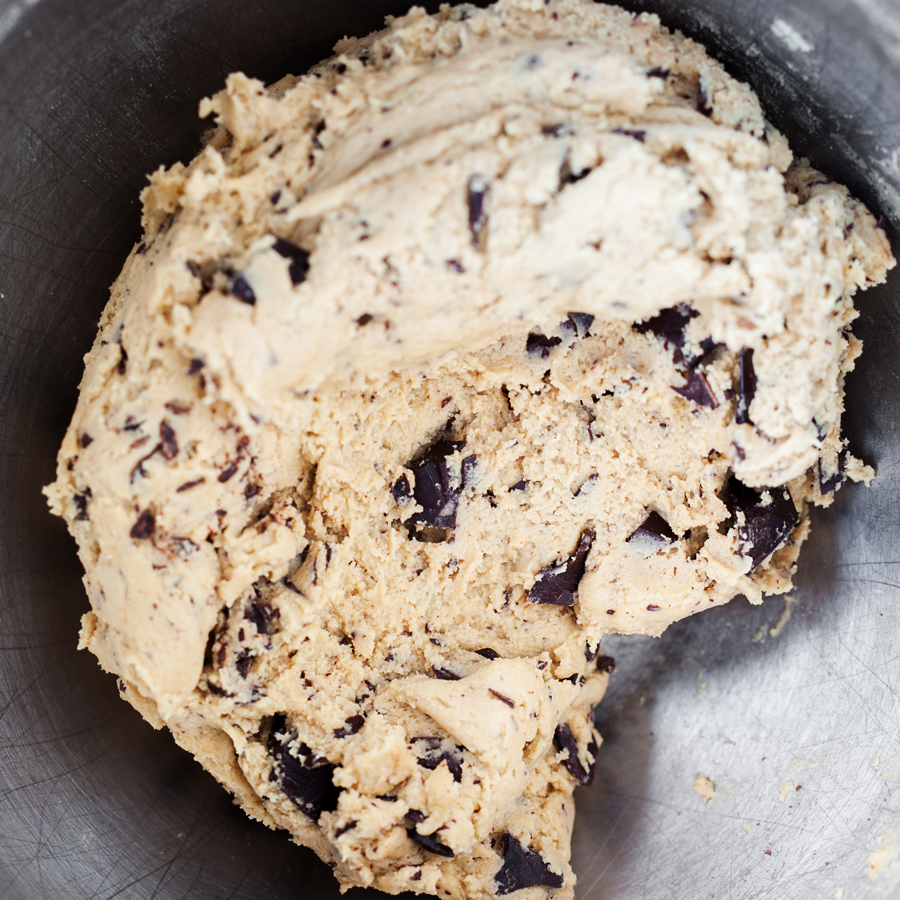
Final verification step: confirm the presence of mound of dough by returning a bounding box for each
[46,1,893,898]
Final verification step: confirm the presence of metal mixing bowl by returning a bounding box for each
[1,1,898,898]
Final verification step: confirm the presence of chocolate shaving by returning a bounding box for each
[432,666,461,681]
[272,237,311,285]
[725,477,798,572]
[467,175,490,250]
[130,509,155,540]
[177,477,205,492]
[219,462,239,483]
[529,528,595,605]
[489,689,515,708]
[673,369,718,408]
[159,419,178,460]
[475,648,500,660]
[267,715,340,821]
[495,833,564,895]
[735,348,756,425]
[554,723,597,785]
[611,127,646,142]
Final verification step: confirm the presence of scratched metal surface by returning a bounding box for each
[0,1,898,899]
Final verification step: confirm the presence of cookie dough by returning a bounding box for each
[45,1,894,898]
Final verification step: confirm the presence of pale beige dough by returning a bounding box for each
[45,1,894,898]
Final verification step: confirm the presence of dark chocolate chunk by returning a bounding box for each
[272,237,311,285]
[475,648,500,660]
[130,509,155,540]
[446,258,465,273]
[818,450,847,494]
[627,511,676,547]
[646,66,670,79]
[595,655,616,674]
[408,828,454,857]
[159,419,178,460]
[356,313,373,326]
[526,332,563,359]
[510,479,528,492]
[73,487,92,522]
[335,821,355,838]
[495,833,564,895]
[673,370,718,408]
[725,477,798,572]
[267,715,340,821]
[136,242,147,254]
[542,121,574,138]
[117,345,128,376]
[270,189,282,205]
[647,604,661,611]
[186,260,201,277]
[697,79,713,116]
[229,274,256,305]
[611,127,646,142]
[634,303,698,362]
[245,597,277,636]
[187,357,204,375]
[219,462,239,483]
[554,723,597,785]
[392,475,412,505]
[584,643,598,662]
[735,348,756,425]
[489,689,515,708]
[397,440,476,529]
[78,433,93,449]
[412,737,463,782]
[432,666,461,681]
[164,400,190,415]
[177,477,205,493]
[529,528,595,605]
[467,175,490,250]
[565,312,594,338]
[236,649,253,679]
[334,715,365,738]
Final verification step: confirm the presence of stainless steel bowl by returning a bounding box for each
[1,2,898,898]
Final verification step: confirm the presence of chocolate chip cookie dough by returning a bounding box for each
[45,0,894,897]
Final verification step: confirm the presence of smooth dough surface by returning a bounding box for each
[46,1,894,898]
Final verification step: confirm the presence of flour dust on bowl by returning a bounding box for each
[2,1,900,900]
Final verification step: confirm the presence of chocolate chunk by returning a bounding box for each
[270,190,282,205]
[634,303,698,363]
[627,511,676,547]
[164,400,190,415]
[542,121,574,138]
[697,79,713,116]
[446,258,465,273]
[432,666,461,681]
[565,312,594,337]
[611,127,646,142]
[235,649,253,679]
[185,260,201,277]
[735,348,756,425]
[467,175,490,250]
[335,821,355,838]
[177,477,205,492]
[78,433,93,449]
[673,369,718,408]
[229,274,256,305]
[818,450,846,494]
[475,648,500,660]
[130,509,155,540]
[646,66,670,79]
[595,655,616,674]
[584,643,598,662]
[554,723,597,785]
[526,332,562,359]
[159,419,178,460]
[187,357,204,375]
[73,487,92,521]
[136,242,147,254]
[412,737,463,782]
[245,597,277,636]
[272,237,311,285]
[356,313,373,326]
[334,715,365,738]
[117,345,128,376]
[529,528,595,605]
[489,689,515,708]
[725,478,798,572]
[267,715,340,821]
[510,479,528,492]
[219,462,239,483]
[495,833,564,895]
[408,828,454,857]
[396,440,476,529]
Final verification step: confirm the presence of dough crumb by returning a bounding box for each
[693,772,718,804]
